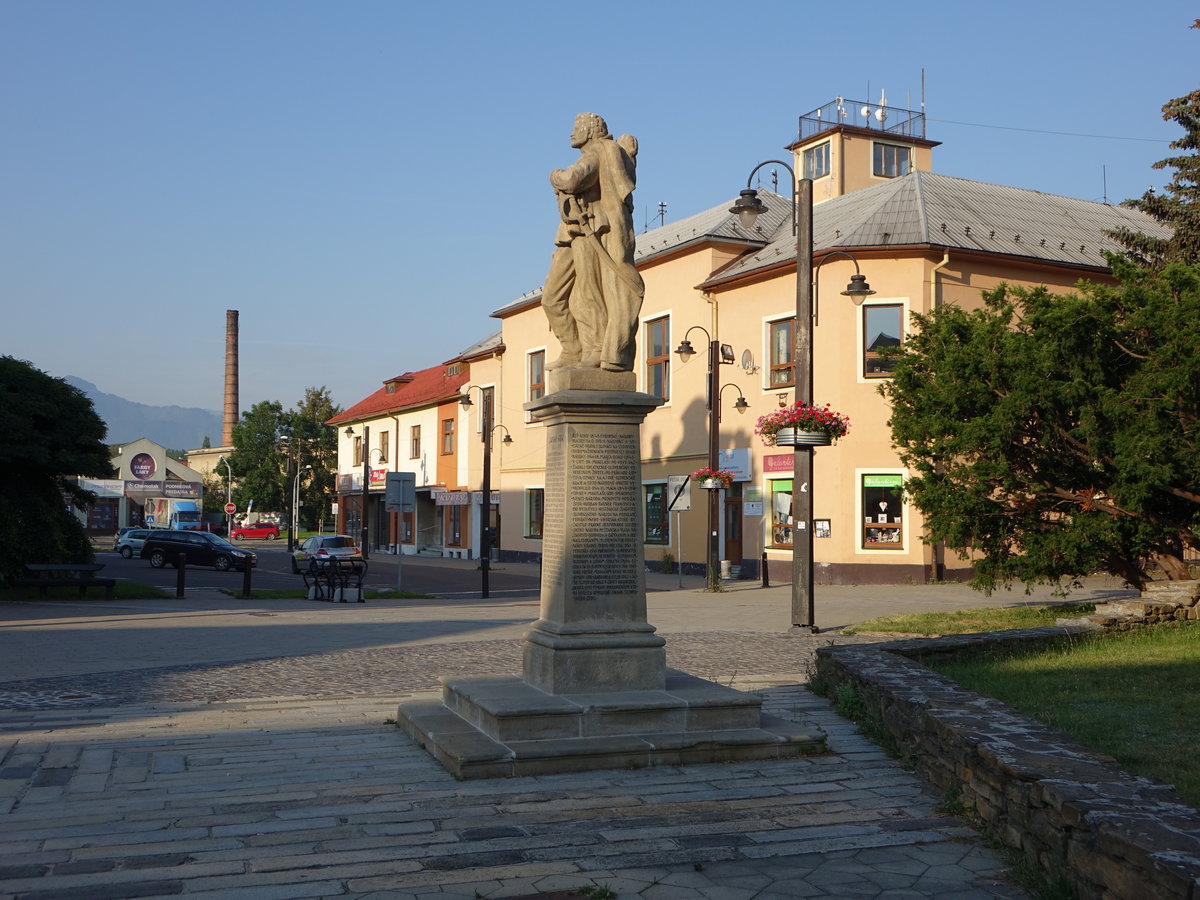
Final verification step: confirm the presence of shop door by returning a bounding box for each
[723,485,743,565]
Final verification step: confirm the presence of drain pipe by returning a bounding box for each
[928,250,951,582]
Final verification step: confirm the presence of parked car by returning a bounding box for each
[140,530,257,572]
[115,528,153,559]
[112,526,140,550]
[231,521,280,541]
[291,534,361,573]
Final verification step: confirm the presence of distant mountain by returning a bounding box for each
[65,376,223,451]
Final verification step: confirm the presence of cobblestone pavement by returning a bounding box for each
[0,625,1034,899]
[0,631,895,711]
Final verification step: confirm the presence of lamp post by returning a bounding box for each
[674,329,746,589]
[219,455,233,537]
[460,387,513,599]
[731,164,874,631]
[292,464,312,545]
[344,424,371,560]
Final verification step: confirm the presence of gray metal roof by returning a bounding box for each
[712,170,1169,282]
[454,330,503,360]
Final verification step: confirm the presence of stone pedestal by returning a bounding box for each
[396,375,825,778]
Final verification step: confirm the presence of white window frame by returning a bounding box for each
[525,347,547,424]
[804,141,831,180]
[761,312,796,391]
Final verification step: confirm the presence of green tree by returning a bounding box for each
[1107,20,1200,266]
[228,400,289,516]
[0,357,113,584]
[226,388,341,529]
[882,260,1200,591]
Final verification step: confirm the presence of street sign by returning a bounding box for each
[386,471,416,512]
[223,502,236,514]
[667,475,692,512]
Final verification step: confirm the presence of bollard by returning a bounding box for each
[176,553,186,598]
[761,552,769,588]
[242,562,252,599]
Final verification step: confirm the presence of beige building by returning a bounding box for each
[333,97,1162,583]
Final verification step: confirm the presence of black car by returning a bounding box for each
[140,530,257,572]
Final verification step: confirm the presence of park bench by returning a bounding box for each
[301,558,367,603]
[13,563,117,601]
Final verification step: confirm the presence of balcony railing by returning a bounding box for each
[798,98,926,143]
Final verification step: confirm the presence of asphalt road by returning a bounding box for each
[98,541,544,599]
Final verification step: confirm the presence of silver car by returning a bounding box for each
[291,535,362,573]
[115,528,153,559]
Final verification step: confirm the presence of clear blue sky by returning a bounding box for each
[2,0,1195,415]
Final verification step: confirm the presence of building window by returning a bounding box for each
[441,418,455,455]
[525,488,544,539]
[862,474,904,549]
[863,304,903,378]
[804,141,830,180]
[410,424,421,459]
[769,318,795,387]
[353,435,363,467]
[378,430,389,463]
[769,479,793,548]
[445,505,464,547]
[528,351,545,403]
[645,317,670,400]
[644,483,668,544]
[873,143,910,178]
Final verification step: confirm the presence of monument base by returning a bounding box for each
[395,669,825,779]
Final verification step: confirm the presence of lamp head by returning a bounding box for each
[459,393,473,409]
[344,426,354,437]
[729,188,768,229]
[501,434,513,445]
[733,396,749,415]
[674,339,697,361]
[842,273,876,304]
[719,344,735,365]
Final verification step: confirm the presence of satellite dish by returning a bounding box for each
[875,107,887,122]
[860,106,871,119]
[741,349,758,374]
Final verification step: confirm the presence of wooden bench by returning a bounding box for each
[12,564,117,602]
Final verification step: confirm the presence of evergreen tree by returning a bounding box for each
[883,260,1200,591]
[0,357,112,584]
[1107,20,1200,266]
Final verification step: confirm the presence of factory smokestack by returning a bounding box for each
[223,310,239,446]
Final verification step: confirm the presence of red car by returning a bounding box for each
[230,521,280,541]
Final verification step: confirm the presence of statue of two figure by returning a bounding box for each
[542,113,644,374]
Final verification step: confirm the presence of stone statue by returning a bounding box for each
[542,113,645,373]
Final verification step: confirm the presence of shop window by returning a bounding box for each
[862,474,904,549]
[864,304,903,378]
[645,317,670,400]
[804,141,830,180]
[445,504,464,547]
[644,483,668,544]
[769,318,794,387]
[525,488,544,539]
[873,143,910,178]
[401,510,414,544]
[769,479,794,548]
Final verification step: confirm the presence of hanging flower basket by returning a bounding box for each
[774,428,833,447]
[690,467,735,489]
[755,402,851,447]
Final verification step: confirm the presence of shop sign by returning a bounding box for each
[369,467,388,486]
[763,454,793,473]
[129,453,156,479]
[80,479,125,497]
[124,479,163,495]
[717,448,752,481]
[863,474,904,488]
[163,480,201,498]
[435,491,470,506]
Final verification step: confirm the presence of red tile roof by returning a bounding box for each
[327,364,471,425]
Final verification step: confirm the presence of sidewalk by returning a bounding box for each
[0,572,1133,898]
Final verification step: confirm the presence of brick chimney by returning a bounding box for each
[224,310,239,446]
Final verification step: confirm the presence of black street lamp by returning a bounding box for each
[674,328,747,589]
[344,424,371,560]
[731,163,874,630]
[460,387,512,599]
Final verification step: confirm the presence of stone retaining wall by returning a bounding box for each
[814,605,1200,900]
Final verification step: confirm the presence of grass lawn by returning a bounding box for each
[1,582,171,602]
[922,622,1200,807]
[844,602,1096,636]
[233,588,433,600]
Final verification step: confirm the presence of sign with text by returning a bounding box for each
[717,448,752,481]
[385,472,416,513]
[666,475,691,512]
